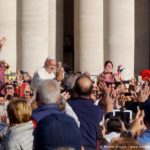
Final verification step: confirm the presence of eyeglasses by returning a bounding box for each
[6,86,14,89]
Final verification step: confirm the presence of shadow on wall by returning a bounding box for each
[134,0,150,75]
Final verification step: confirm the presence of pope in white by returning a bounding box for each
[31,56,57,91]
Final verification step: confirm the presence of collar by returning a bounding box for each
[34,103,59,112]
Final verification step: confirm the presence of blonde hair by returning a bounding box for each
[7,99,32,124]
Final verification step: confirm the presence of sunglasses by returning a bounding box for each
[6,86,14,89]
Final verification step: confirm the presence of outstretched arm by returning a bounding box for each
[0,37,6,50]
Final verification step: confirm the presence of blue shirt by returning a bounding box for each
[68,98,103,148]
[138,129,150,145]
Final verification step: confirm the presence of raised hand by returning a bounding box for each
[0,37,6,49]
[60,91,70,101]
[131,107,146,135]
[0,37,6,45]
[137,82,150,102]
[98,81,111,95]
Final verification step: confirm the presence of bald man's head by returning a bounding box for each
[74,75,93,97]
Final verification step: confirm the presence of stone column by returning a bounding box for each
[18,0,49,75]
[134,0,150,75]
[0,0,17,71]
[49,0,63,62]
[74,0,104,75]
[104,0,134,79]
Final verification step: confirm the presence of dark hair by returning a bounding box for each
[144,104,150,126]
[104,60,113,68]
[106,117,122,133]
[0,93,5,97]
[120,131,133,138]
[63,73,77,91]
[98,125,109,146]
[74,75,93,97]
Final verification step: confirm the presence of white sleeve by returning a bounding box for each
[65,102,80,127]
[4,136,20,150]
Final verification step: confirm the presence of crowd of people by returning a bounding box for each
[0,37,150,150]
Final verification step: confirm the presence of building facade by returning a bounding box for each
[0,0,149,78]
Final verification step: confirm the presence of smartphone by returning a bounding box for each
[113,109,132,123]
[122,80,130,84]
[105,81,113,87]
[124,93,132,96]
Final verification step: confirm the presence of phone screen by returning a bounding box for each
[113,110,132,123]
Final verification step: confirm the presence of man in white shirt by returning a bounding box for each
[31,57,57,91]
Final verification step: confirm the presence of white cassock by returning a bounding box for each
[31,67,55,91]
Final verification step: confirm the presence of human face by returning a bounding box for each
[0,97,5,105]
[6,86,15,97]
[46,60,57,74]
[105,63,113,73]
[23,73,30,81]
